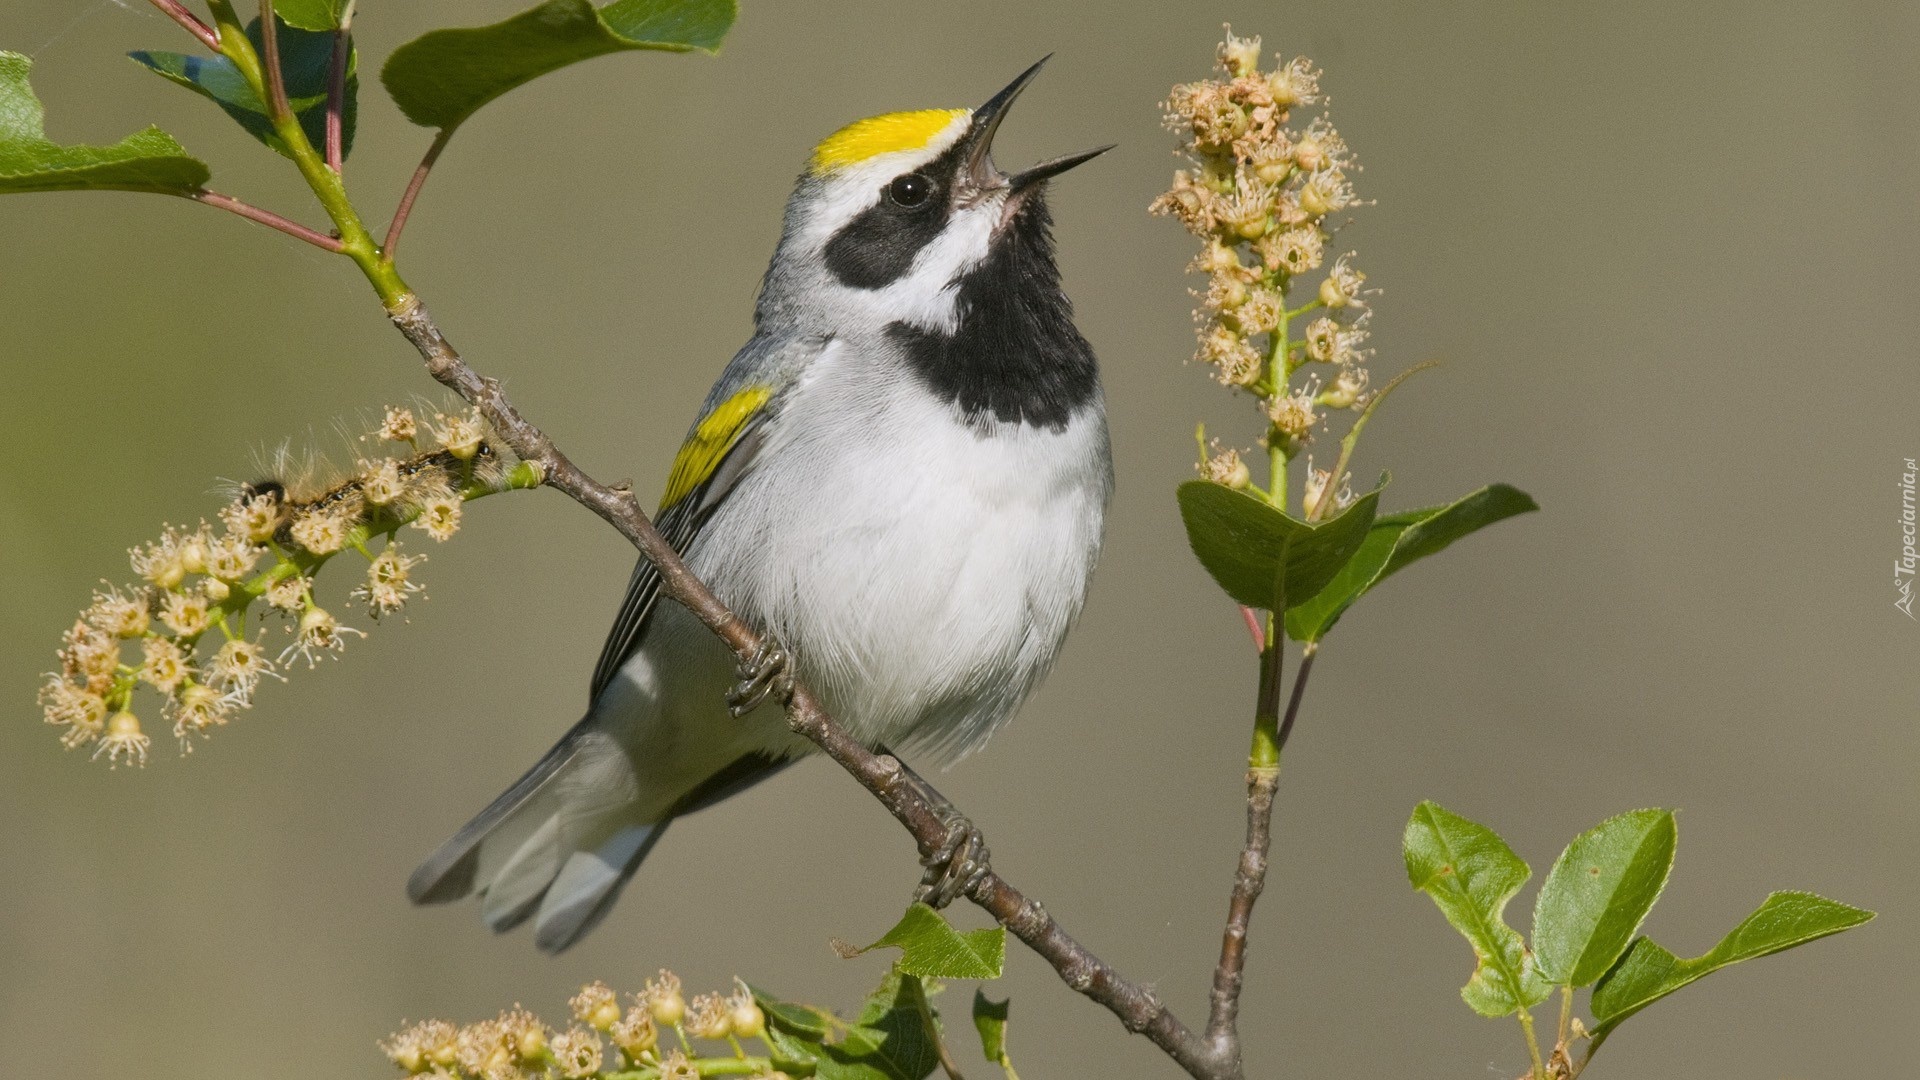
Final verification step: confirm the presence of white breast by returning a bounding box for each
[691,338,1112,760]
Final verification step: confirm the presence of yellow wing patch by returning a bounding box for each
[811,109,967,173]
[659,385,772,514]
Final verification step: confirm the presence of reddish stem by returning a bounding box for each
[1239,605,1265,651]
[145,0,221,50]
[382,129,453,260]
[189,191,345,252]
[257,0,292,123]
[325,27,350,173]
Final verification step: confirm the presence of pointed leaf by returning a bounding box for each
[1285,483,1537,641]
[130,16,356,162]
[1404,801,1553,1017]
[381,0,735,132]
[1178,479,1383,611]
[1532,809,1677,987]
[972,992,1010,1067]
[0,52,208,194]
[848,903,1005,980]
[1589,891,1873,1036]
[752,970,941,1080]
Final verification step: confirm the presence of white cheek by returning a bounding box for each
[863,201,1000,332]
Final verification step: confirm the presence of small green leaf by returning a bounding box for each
[381,0,735,132]
[1285,483,1537,641]
[1404,801,1553,1017]
[972,991,1010,1069]
[1589,891,1873,1036]
[752,968,941,1080]
[748,983,837,1039]
[1177,479,1383,612]
[274,0,351,31]
[0,52,208,194]
[1532,809,1677,987]
[130,15,356,162]
[857,903,1006,980]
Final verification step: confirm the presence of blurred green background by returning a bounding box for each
[0,1,1912,1077]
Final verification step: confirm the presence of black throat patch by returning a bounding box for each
[886,195,1099,431]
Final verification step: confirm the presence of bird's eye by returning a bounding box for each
[889,173,932,208]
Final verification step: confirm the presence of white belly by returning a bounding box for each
[693,347,1112,760]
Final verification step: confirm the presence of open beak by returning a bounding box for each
[960,56,1114,195]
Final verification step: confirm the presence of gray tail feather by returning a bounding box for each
[407,714,593,906]
[410,730,795,953]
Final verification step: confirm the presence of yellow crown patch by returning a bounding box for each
[810,109,967,173]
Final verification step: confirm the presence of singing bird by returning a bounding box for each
[408,60,1114,952]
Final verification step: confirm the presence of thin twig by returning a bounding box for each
[1203,635,1286,1065]
[187,190,344,251]
[145,0,221,50]
[378,295,1238,1080]
[256,0,291,123]
[383,130,453,260]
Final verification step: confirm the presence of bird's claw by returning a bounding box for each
[726,639,794,717]
[914,812,991,909]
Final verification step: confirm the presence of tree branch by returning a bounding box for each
[380,294,1238,1080]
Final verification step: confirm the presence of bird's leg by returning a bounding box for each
[883,749,992,909]
[726,637,795,717]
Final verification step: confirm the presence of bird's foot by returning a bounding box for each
[726,638,795,718]
[914,807,992,909]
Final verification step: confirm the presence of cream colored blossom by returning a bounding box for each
[643,970,686,1026]
[94,710,150,768]
[570,981,622,1032]
[86,586,150,638]
[279,606,364,669]
[1201,446,1253,489]
[221,491,282,543]
[40,676,107,748]
[290,504,356,556]
[1318,253,1370,309]
[1318,365,1371,410]
[610,1008,657,1059]
[1259,226,1325,277]
[361,458,407,507]
[159,590,213,637]
[169,683,231,745]
[354,545,425,618]
[266,573,312,612]
[548,1027,603,1080]
[376,406,419,443]
[412,492,463,542]
[657,1049,700,1080]
[432,409,486,461]
[140,636,190,694]
[685,992,730,1040]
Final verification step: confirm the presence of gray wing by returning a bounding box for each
[585,332,824,702]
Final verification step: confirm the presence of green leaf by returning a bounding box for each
[1589,891,1873,1036]
[381,0,736,132]
[1177,479,1383,611]
[1531,809,1677,987]
[130,15,356,162]
[274,0,351,31]
[857,903,1005,980]
[752,968,941,1080]
[972,992,1010,1069]
[1404,801,1553,1017]
[1285,483,1537,642]
[0,52,208,194]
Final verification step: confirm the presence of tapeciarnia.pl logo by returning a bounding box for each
[1898,458,1917,619]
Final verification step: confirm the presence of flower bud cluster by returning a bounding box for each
[1152,28,1378,513]
[384,974,785,1080]
[38,405,542,766]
